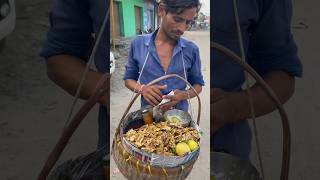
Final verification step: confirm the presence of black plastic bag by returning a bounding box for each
[48,146,108,180]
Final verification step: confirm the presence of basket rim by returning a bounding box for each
[118,114,202,167]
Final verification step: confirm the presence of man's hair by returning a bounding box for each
[158,0,201,15]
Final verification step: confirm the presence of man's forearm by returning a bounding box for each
[124,79,143,93]
[125,79,202,99]
[181,84,202,100]
[46,55,109,108]
[231,71,295,122]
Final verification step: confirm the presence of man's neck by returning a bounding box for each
[155,27,177,46]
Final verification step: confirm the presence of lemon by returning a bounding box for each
[175,142,191,156]
[187,140,198,151]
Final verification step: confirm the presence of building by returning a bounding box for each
[111,0,157,38]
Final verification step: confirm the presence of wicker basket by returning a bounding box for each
[112,74,202,180]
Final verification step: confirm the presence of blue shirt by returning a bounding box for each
[124,30,205,111]
[211,0,302,159]
[40,0,108,149]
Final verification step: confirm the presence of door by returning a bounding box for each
[112,1,121,37]
[134,6,142,34]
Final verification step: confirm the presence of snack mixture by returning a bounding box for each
[124,121,200,156]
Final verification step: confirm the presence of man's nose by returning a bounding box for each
[177,23,188,33]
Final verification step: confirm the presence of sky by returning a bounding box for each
[200,0,210,16]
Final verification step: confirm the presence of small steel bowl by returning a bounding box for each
[163,109,192,127]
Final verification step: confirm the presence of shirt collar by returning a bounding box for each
[143,29,187,49]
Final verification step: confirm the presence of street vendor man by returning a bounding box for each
[211,0,303,159]
[124,0,205,112]
[40,0,109,150]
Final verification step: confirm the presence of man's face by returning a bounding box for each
[159,6,197,40]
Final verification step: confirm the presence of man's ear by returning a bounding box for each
[158,4,166,17]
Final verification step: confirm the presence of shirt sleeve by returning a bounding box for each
[39,0,93,61]
[188,46,205,86]
[248,0,303,77]
[123,38,140,81]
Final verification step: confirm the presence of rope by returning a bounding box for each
[125,156,132,169]
[63,0,110,127]
[162,167,169,177]
[117,141,121,158]
[143,164,147,174]
[178,165,185,180]
[124,155,132,178]
[136,160,140,175]
[232,0,265,179]
[148,165,152,176]
[182,51,195,121]
[129,51,151,103]
[123,149,128,163]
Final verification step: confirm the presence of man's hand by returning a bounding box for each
[160,89,185,111]
[211,88,237,135]
[211,71,296,135]
[141,85,167,106]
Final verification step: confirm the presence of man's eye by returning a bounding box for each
[173,17,184,23]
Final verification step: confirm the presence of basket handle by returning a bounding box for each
[115,74,201,137]
[211,41,291,180]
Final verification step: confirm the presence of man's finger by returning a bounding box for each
[145,94,157,106]
[145,99,156,106]
[154,85,167,90]
[145,98,156,107]
[149,90,162,101]
[160,101,176,111]
[162,94,175,100]
[148,94,160,106]
[150,86,163,97]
